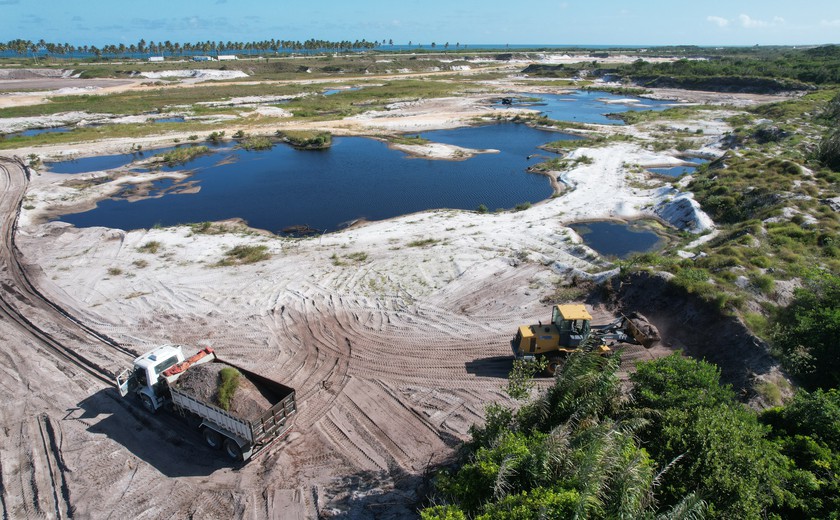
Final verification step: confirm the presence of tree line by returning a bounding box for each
[0,37,383,58]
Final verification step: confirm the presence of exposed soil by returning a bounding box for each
[174,363,275,422]
[0,74,791,519]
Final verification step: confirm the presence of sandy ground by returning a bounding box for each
[0,69,778,518]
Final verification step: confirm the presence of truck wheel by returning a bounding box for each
[203,429,223,450]
[139,394,157,414]
[223,437,244,461]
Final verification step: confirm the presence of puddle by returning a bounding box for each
[495,90,679,125]
[569,220,663,259]
[648,158,710,177]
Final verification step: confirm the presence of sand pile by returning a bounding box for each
[174,363,275,422]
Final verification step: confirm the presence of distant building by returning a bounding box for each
[217,55,238,61]
[193,56,213,62]
[148,56,164,62]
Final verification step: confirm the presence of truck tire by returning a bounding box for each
[223,437,244,461]
[140,394,157,414]
[203,428,223,450]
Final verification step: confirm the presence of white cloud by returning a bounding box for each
[707,16,730,28]
[739,14,785,29]
[739,14,767,28]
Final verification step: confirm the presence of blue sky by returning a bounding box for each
[2,0,839,47]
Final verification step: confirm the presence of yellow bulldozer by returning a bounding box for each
[511,304,659,375]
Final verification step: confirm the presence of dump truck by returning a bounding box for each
[116,345,296,461]
[511,304,659,375]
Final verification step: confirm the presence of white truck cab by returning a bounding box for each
[117,345,185,412]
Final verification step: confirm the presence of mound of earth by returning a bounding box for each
[0,68,73,79]
[174,362,275,422]
[609,271,779,396]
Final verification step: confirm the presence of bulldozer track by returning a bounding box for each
[0,157,133,385]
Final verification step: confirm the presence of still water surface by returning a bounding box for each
[569,221,663,259]
[59,125,574,233]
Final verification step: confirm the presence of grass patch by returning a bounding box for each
[131,259,149,268]
[238,136,274,150]
[389,134,430,145]
[345,251,368,262]
[616,105,719,125]
[215,367,241,411]
[217,244,270,266]
[278,130,332,149]
[0,82,313,118]
[107,267,123,276]
[156,145,210,166]
[407,238,440,247]
[284,79,462,120]
[138,241,161,254]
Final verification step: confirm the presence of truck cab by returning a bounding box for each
[117,345,185,412]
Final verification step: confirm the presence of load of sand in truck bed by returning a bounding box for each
[174,363,277,422]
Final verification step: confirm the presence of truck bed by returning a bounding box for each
[169,359,296,447]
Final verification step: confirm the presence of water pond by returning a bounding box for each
[152,117,186,123]
[568,220,663,259]
[648,158,710,177]
[7,127,73,138]
[58,124,576,234]
[498,90,676,125]
[44,143,225,174]
[324,87,361,96]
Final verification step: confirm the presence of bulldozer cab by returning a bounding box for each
[552,304,592,347]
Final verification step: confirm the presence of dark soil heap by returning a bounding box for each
[175,363,275,422]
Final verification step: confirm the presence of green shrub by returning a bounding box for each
[138,241,161,254]
[238,136,273,150]
[156,145,209,166]
[407,238,439,247]
[217,244,270,266]
[216,367,241,411]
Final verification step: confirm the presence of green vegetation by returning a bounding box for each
[107,267,123,276]
[407,238,439,247]
[620,45,840,89]
[217,244,270,266]
[283,80,462,120]
[137,241,161,254]
[423,352,708,519]
[771,271,840,390]
[238,136,274,151]
[156,145,210,166]
[426,351,840,519]
[277,130,332,149]
[215,367,241,411]
[389,134,430,146]
[0,83,315,119]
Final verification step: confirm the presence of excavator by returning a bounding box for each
[511,304,659,375]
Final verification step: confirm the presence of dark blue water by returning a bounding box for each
[7,127,73,138]
[569,221,662,259]
[44,143,226,174]
[648,158,710,177]
[59,124,573,233]
[500,91,676,125]
[152,117,186,123]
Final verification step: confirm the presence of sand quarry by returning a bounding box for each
[0,69,786,518]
